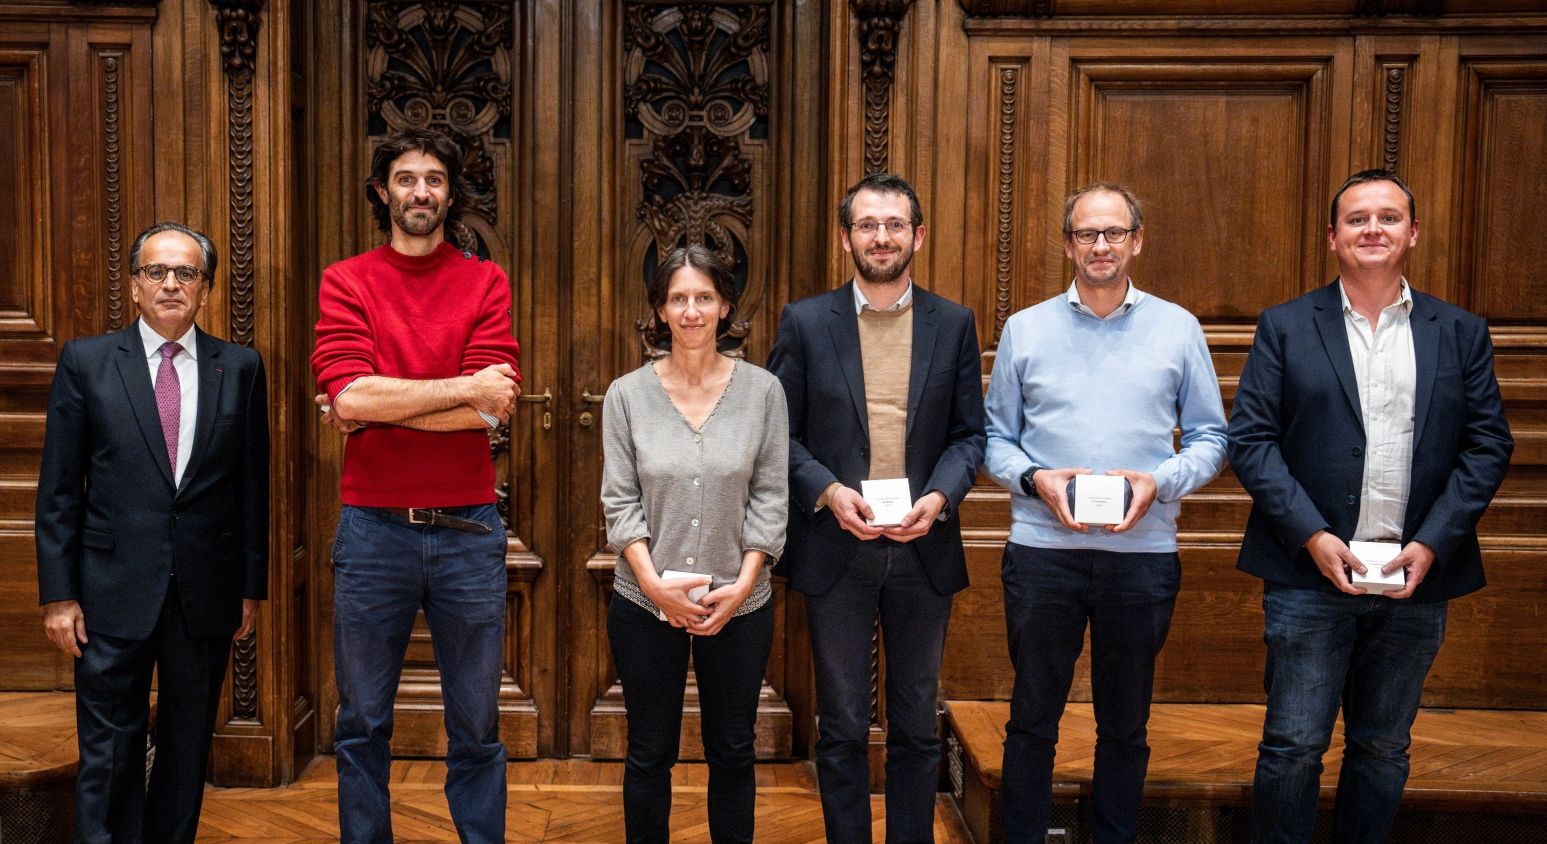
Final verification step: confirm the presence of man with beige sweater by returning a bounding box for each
[768,173,986,842]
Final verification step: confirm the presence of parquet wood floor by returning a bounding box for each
[947,702,1547,809]
[195,759,974,842]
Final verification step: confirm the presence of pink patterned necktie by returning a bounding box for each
[156,341,183,475]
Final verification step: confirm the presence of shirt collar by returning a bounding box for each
[1065,279,1143,319]
[138,319,198,361]
[853,280,914,315]
[1338,278,1414,317]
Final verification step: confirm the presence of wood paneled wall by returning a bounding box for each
[874,0,1547,710]
[0,0,1543,788]
[0,0,312,786]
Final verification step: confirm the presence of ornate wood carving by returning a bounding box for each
[210,0,264,722]
[364,1,514,257]
[1383,64,1407,171]
[101,53,125,332]
[993,65,1018,344]
[624,3,770,358]
[852,0,913,175]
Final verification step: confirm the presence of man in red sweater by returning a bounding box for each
[312,128,521,844]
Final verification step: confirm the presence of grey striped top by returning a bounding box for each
[600,358,789,618]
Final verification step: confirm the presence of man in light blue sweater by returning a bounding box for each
[983,183,1227,843]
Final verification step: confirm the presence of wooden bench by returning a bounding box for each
[943,700,1547,843]
[0,692,157,843]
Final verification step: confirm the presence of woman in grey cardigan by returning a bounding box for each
[600,244,788,843]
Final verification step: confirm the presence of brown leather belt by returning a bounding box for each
[380,507,494,535]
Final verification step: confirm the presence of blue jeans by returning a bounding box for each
[331,504,509,844]
[607,596,774,843]
[999,543,1180,844]
[806,539,954,844]
[1250,583,1447,844]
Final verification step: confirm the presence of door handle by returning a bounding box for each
[579,388,606,428]
[517,388,552,430]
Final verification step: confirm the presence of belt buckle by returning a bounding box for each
[407,508,434,526]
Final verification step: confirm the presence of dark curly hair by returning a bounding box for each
[364,128,476,235]
[644,244,739,348]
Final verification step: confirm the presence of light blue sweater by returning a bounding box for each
[984,285,1227,552]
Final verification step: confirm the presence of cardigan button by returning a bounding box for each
[1352,446,1362,457]
[1347,495,1357,506]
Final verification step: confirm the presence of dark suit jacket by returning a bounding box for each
[36,322,270,640]
[767,282,986,596]
[1228,282,1512,602]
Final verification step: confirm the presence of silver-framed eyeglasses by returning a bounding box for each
[1067,227,1137,245]
[135,264,206,286]
[850,219,912,237]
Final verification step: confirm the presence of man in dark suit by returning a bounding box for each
[1228,169,1512,843]
[768,173,985,842]
[36,222,269,843]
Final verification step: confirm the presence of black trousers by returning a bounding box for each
[805,540,954,844]
[607,595,774,844]
[73,577,232,844]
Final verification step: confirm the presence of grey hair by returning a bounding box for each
[129,222,219,286]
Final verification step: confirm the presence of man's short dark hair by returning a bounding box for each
[365,128,475,234]
[1329,168,1416,228]
[129,222,219,286]
[1062,182,1144,233]
[838,173,924,230]
[644,243,739,348]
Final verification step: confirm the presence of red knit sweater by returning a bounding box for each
[312,242,522,507]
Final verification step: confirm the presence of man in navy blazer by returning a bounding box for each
[768,173,985,842]
[1228,170,1511,843]
[36,222,269,843]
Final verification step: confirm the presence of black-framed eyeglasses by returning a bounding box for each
[850,219,912,237]
[135,264,206,286]
[1066,227,1137,245]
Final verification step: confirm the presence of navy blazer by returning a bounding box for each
[1228,282,1512,602]
[767,282,986,596]
[36,323,270,640]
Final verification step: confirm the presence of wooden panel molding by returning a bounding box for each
[1068,54,1342,321]
[1457,57,1547,321]
[958,1,1540,18]
[852,0,913,175]
[990,60,1022,345]
[0,47,49,343]
[210,0,265,729]
[623,1,771,358]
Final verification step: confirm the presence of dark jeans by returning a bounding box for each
[607,595,774,844]
[1250,583,1447,844]
[999,543,1180,844]
[806,539,953,844]
[331,504,509,844]
[73,577,230,844]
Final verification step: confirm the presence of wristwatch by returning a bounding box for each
[1020,465,1042,496]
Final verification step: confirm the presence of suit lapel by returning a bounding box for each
[826,283,869,436]
[115,324,176,489]
[177,329,223,496]
[1312,282,1364,431]
[905,290,938,440]
[1410,295,1439,450]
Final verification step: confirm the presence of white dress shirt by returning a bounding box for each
[1340,280,1416,542]
[139,319,199,486]
[853,279,913,314]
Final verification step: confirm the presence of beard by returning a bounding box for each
[390,197,448,236]
[850,241,914,285]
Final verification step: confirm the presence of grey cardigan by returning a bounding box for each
[600,359,789,617]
